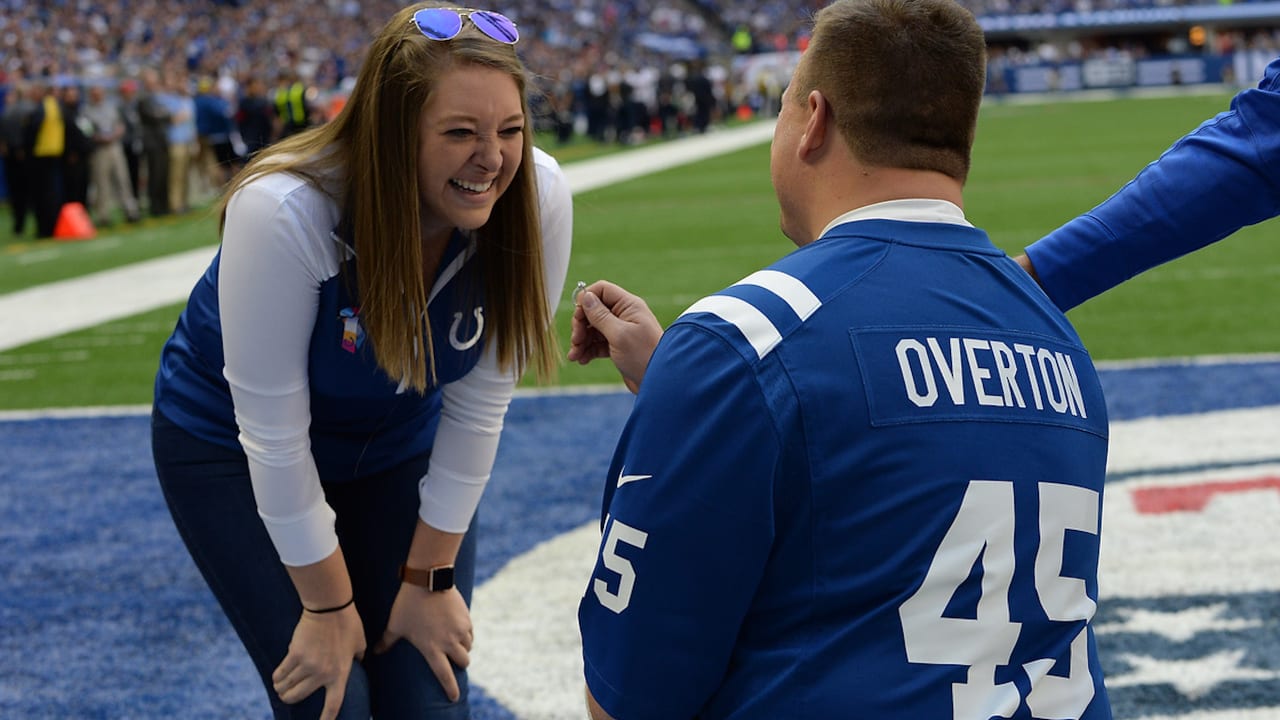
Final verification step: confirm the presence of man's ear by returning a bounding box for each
[799,90,830,160]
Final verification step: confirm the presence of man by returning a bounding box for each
[272,67,311,141]
[25,77,67,239]
[82,83,141,226]
[117,78,145,202]
[59,81,94,207]
[162,72,197,214]
[136,68,171,217]
[193,76,236,191]
[571,0,1112,718]
[0,78,38,237]
[1015,55,1280,311]
[234,76,274,161]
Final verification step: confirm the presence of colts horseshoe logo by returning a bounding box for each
[450,307,484,351]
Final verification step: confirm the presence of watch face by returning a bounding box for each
[431,565,455,592]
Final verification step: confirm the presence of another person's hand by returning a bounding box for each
[272,604,366,720]
[1012,253,1041,285]
[373,585,473,702]
[567,280,664,394]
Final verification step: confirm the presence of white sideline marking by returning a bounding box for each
[0,248,219,352]
[0,404,154,421]
[0,121,778,354]
[0,384,634,422]
[562,120,776,194]
[1095,353,1280,370]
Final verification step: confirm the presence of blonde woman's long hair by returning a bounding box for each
[218,2,555,393]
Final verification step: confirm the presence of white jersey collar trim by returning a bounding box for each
[819,199,972,240]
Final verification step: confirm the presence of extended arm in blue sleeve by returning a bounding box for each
[1026,57,1280,311]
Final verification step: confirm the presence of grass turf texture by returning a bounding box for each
[1,91,1277,410]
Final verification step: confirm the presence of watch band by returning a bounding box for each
[399,563,456,592]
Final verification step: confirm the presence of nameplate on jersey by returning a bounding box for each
[852,327,1106,435]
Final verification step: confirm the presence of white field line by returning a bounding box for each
[0,248,220,352]
[0,383,635,422]
[562,120,776,194]
[0,121,778,354]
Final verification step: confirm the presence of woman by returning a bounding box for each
[150,5,573,719]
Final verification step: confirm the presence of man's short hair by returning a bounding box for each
[793,0,987,181]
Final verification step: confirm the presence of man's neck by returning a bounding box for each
[803,166,964,243]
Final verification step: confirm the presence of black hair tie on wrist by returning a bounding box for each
[303,597,355,614]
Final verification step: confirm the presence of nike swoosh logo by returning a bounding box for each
[616,469,653,488]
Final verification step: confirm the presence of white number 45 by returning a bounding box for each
[899,480,1099,720]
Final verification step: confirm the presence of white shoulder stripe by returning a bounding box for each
[680,295,782,359]
[679,270,821,360]
[733,270,821,321]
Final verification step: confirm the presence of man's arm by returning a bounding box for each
[578,322,779,719]
[1023,55,1280,310]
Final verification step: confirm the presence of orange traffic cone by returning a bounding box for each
[53,202,96,241]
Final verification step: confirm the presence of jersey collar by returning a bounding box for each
[819,199,972,241]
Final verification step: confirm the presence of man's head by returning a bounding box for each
[770,0,986,244]
[793,0,983,176]
[141,68,162,93]
[795,0,985,180]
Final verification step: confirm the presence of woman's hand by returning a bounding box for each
[272,604,366,720]
[373,584,473,702]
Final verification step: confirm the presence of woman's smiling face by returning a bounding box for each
[417,62,525,243]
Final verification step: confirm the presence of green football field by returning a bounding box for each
[1,89,1277,411]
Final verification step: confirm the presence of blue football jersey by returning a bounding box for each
[579,213,1111,719]
[153,228,486,482]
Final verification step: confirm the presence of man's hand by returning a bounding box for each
[272,604,366,720]
[567,280,664,394]
[373,584,473,702]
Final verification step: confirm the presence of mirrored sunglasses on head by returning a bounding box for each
[413,8,519,45]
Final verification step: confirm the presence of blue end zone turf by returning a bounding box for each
[2,360,1278,719]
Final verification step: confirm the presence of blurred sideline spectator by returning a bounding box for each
[235,76,273,162]
[272,65,311,141]
[118,79,145,206]
[82,83,141,226]
[0,0,1276,233]
[136,68,171,218]
[60,82,93,208]
[194,76,236,193]
[162,71,196,215]
[26,78,67,239]
[1,79,38,237]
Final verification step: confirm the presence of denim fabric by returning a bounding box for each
[152,407,476,719]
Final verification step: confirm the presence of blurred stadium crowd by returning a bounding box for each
[2,0,1279,237]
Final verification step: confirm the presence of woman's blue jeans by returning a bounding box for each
[152,407,476,719]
